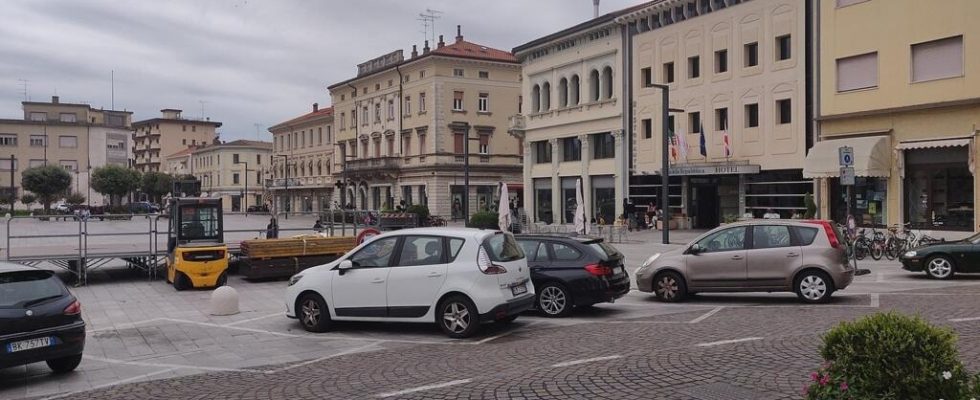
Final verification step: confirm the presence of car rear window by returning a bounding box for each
[483,233,525,262]
[794,226,819,246]
[0,271,66,308]
[586,241,620,261]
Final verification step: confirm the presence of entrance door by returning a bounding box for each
[694,185,720,229]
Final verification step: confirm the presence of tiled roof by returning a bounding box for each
[431,39,518,63]
[269,106,333,131]
[165,147,196,159]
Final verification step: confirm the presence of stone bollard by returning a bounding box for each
[209,286,240,316]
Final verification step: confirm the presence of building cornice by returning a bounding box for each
[818,97,980,121]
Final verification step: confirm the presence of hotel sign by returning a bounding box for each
[668,164,761,176]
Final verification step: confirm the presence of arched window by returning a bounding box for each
[326,158,331,175]
[590,69,600,102]
[570,75,580,105]
[317,160,322,176]
[558,77,568,108]
[602,66,614,99]
[308,161,314,176]
[531,84,541,113]
[541,81,551,111]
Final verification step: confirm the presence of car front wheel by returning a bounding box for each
[926,255,955,280]
[298,293,331,333]
[653,272,687,302]
[795,270,834,303]
[437,295,480,339]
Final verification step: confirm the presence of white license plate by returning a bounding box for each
[7,337,52,353]
[511,283,528,296]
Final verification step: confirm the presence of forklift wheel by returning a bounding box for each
[173,272,191,291]
[216,272,227,288]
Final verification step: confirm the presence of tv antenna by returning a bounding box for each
[253,123,262,140]
[199,100,209,120]
[17,79,29,101]
[417,8,442,44]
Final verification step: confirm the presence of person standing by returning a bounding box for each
[266,217,279,239]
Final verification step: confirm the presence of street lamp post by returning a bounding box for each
[461,125,482,226]
[273,154,288,219]
[649,83,683,245]
[235,161,248,215]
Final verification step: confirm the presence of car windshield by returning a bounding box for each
[484,233,525,262]
[178,204,221,241]
[967,231,980,244]
[0,270,65,308]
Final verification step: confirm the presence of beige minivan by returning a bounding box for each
[635,220,855,303]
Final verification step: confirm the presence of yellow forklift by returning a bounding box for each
[164,198,229,290]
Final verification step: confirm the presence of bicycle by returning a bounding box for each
[868,225,886,260]
[885,223,917,259]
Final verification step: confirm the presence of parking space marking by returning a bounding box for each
[84,355,262,373]
[950,316,980,322]
[375,379,473,398]
[695,337,763,347]
[870,293,880,308]
[39,367,179,400]
[268,341,383,373]
[85,318,164,334]
[688,306,725,324]
[551,355,623,368]
[223,312,284,327]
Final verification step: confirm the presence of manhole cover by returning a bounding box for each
[678,382,779,400]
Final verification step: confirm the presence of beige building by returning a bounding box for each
[804,0,980,234]
[326,26,523,219]
[267,104,336,213]
[165,140,272,212]
[622,0,813,228]
[132,109,221,173]
[0,96,132,207]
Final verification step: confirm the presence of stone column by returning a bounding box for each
[737,174,746,218]
[612,130,625,219]
[522,138,533,222]
[579,134,592,220]
[549,138,560,224]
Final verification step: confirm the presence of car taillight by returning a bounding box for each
[585,263,612,276]
[477,246,507,275]
[806,220,841,249]
[64,300,81,315]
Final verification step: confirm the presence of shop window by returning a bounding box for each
[904,147,973,230]
[533,178,553,224]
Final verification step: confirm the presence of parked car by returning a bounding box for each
[515,235,629,317]
[128,201,159,214]
[0,263,85,372]
[54,203,70,214]
[899,231,980,279]
[285,228,533,338]
[635,220,854,303]
[246,204,269,213]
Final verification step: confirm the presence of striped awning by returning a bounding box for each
[895,137,971,150]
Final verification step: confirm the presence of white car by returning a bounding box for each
[285,227,534,338]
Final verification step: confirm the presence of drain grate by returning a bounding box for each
[678,382,780,400]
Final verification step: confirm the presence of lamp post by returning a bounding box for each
[648,83,683,245]
[338,154,356,209]
[273,154,288,219]
[8,155,14,214]
[235,161,248,215]
[460,124,482,226]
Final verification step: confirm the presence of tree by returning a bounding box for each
[141,172,172,203]
[173,174,202,197]
[804,192,817,219]
[21,165,72,213]
[65,192,85,206]
[91,165,141,206]
[20,193,36,212]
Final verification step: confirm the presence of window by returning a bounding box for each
[478,134,489,155]
[562,137,581,161]
[327,126,331,144]
[0,134,15,146]
[0,158,17,171]
[715,107,729,131]
[479,71,489,79]
[777,99,792,124]
[453,132,464,154]
[351,109,356,126]
[375,83,380,91]
[744,42,759,67]
[602,67,613,99]
[453,68,464,77]
[232,153,240,164]
[570,75,580,105]
[419,92,426,112]
[592,133,615,159]
[29,112,46,122]
[59,160,78,172]
[715,49,728,73]
[752,225,791,249]
[482,233,524,262]
[362,106,368,125]
[340,112,346,129]
[551,242,582,261]
[256,154,262,164]
[318,127,323,145]
[29,159,44,168]
[663,62,675,83]
[534,141,551,164]
[668,115,675,135]
[419,70,425,79]
[419,134,426,155]
[29,135,45,147]
[517,240,546,262]
[478,93,489,112]
[182,125,187,132]
[688,55,700,78]
[59,113,76,123]
[912,35,964,82]
[642,119,652,139]
[387,137,394,155]
[689,112,702,133]
[397,236,445,266]
[836,52,878,91]
[233,173,240,185]
[448,238,465,261]
[541,82,551,110]
[349,237,398,268]
[793,226,819,246]
[640,67,652,87]
[695,227,746,252]
[387,99,395,120]
[745,104,759,128]
[59,135,78,148]
[776,35,791,61]
[374,103,381,123]
[404,96,411,115]
[453,91,464,111]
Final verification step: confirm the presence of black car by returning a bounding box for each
[0,263,85,372]
[900,231,980,280]
[515,235,630,317]
[247,204,270,213]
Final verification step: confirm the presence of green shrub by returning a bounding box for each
[805,312,974,399]
[467,211,499,229]
[804,192,816,219]
[405,204,430,221]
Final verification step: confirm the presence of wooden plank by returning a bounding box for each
[240,235,356,259]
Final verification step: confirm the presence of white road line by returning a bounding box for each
[870,293,880,308]
[375,379,473,398]
[950,316,980,322]
[268,342,382,373]
[876,273,885,283]
[85,318,164,334]
[695,337,763,347]
[161,317,454,345]
[39,367,179,400]
[688,306,725,324]
[84,355,262,373]
[223,312,284,327]
[551,355,623,368]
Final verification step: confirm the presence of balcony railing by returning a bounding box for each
[343,156,401,172]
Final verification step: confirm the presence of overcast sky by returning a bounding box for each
[0,0,639,141]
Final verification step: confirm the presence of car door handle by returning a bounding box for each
[370,278,385,284]
[786,253,800,258]
[731,255,744,260]
[426,272,443,278]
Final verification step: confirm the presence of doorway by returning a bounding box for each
[692,184,719,229]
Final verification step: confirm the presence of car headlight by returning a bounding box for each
[902,251,917,258]
[287,274,303,287]
[640,253,661,269]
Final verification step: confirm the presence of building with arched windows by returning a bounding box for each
[268,104,335,213]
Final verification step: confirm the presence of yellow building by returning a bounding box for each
[805,0,980,234]
[327,26,523,219]
[268,104,336,213]
[132,109,221,173]
[164,140,272,212]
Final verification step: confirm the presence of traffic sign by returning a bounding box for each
[839,146,854,166]
[840,166,855,185]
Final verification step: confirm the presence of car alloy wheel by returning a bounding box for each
[301,299,320,328]
[298,293,330,333]
[442,302,470,334]
[926,256,954,280]
[654,272,686,302]
[437,295,480,338]
[538,284,571,317]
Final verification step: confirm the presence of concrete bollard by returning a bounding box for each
[209,286,240,316]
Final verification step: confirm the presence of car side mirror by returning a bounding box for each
[689,244,703,255]
[337,259,353,275]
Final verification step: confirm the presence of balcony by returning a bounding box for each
[508,114,526,133]
[343,156,402,173]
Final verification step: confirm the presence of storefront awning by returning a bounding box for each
[803,136,891,178]
[895,137,971,150]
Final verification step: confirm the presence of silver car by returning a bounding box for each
[635,220,854,303]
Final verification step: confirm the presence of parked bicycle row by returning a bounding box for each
[837,222,943,261]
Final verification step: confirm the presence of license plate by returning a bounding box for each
[511,283,528,296]
[7,337,53,353]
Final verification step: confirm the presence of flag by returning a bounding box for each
[667,123,677,162]
[676,123,688,163]
[722,118,731,158]
[699,127,707,158]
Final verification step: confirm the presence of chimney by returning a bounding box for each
[313,102,319,112]
[51,95,60,104]
[423,40,430,54]
[455,25,463,43]
[411,44,418,58]
[438,35,445,48]
[593,0,600,18]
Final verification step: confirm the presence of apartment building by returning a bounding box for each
[622,0,813,228]
[132,109,221,173]
[804,0,980,234]
[267,104,335,213]
[165,140,272,212]
[0,96,132,207]
[326,26,522,218]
